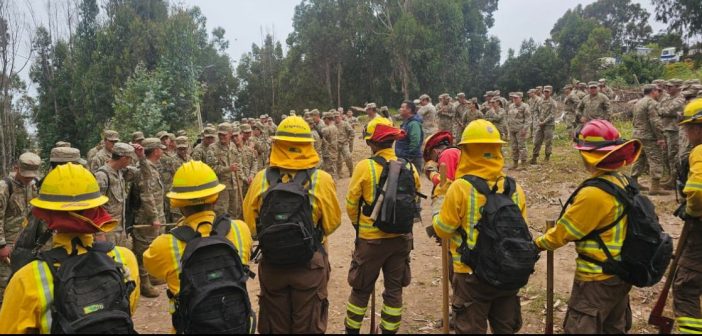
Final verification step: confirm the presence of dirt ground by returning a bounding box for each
[133,122,684,334]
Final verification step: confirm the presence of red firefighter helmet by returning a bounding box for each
[573,120,623,152]
[423,131,453,161]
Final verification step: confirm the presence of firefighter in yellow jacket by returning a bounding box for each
[143,161,252,331]
[675,98,702,333]
[344,117,421,334]
[243,116,341,334]
[431,119,528,333]
[0,163,140,334]
[534,119,642,333]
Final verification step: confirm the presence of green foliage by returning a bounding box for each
[112,63,168,137]
[497,41,567,93]
[570,27,613,81]
[663,62,700,80]
[652,0,702,38]
[602,54,665,84]
[31,0,237,154]
[581,0,652,51]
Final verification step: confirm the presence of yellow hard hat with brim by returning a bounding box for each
[167,161,226,201]
[30,163,108,211]
[459,119,506,145]
[272,116,315,143]
[679,98,702,125]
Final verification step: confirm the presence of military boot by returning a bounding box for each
[140,275,160,298]
[648,179,670,196]
[529,155,537,165]
[632,176,649,191]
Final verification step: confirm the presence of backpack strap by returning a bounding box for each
[1,177,13,196]
[265,168,283,189]
[95,167,111,192]
[461,175,492,195]
[170,226,200,243]
[211,214,233,237]
[90,241,116,254]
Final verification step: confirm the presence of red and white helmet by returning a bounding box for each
[573,120,623,152]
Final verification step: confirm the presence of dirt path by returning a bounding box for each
[133,124,683,334]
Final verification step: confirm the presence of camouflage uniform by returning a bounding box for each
[238,140,258,198]
[206,140,244,219]
[159,150,178,222]
[453,100,471,141]
[631,95,665,181]
[577,92,611,122]
[312,128,323,166]
[417,102,438,137]
[437,98,456,133]
[95,163,137,247]
[563,90,581,131]
[336,117,355,177]
[132,154,166,286]
[89,147,112,173]
[0,176,38,306]
[658,90,686,182]
[252,134,270,168]
[484,107,507,140]
[532,95,557,161]
[507,101,531,163]
[600,86,615,100]
[86,143,102,163]
[321,117,339,178]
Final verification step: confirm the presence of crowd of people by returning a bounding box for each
[0,79,701,334]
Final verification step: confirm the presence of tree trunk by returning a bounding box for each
[325,60,333,106]
[337,62,342,108]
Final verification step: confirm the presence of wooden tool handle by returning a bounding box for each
[546,220,555,334]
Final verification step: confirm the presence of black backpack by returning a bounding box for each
[39,240,136,334]
[256,168,321,266]
[10,213,53,275]
[456,175,539,291]
[169,215,254,334]
[564,175,673,287]
[124,181,141,234]
[361,156,419,234]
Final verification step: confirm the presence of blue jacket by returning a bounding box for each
[396,114,424,159]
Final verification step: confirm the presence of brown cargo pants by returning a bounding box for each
[673,266,702,319]
[563,277,632,334]
[345,236,412,334]
[451,273,522,334]
[257,250,330,334]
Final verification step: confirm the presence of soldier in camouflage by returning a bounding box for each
[437,93,455,133]
[507,92,531,170]
[657,79,686,189]
[306,114,324,167]
[577,81,611,122]
[598,79,615,100]
[418,94,438,137]
[252,122,270,168]
[631,85,669,196]
[485,98,507,142]
[95,143,140,248]
[0,153,40,307]
[453,93,471,142]
[158,133,178,223]
[335,111,355,178]
[88,130,120,173]
[237,124,259,197]
[321,111,339,178]
[206,123,244,219]
[192,127,217,162]
[562,84,581,132]
[531,86,557,164]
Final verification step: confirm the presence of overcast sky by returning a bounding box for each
[18,0,666,89]
[182,0,665,64]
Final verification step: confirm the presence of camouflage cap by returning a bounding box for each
[563,84,573,90]
[690,79,701,85]
[132,131,145,142]
[543,85,553,92]
[457,92,466,97]
[365,102,377,110]
[240,124,252,133]
[252,122,264,130]
[167,133,176,141]
[668,78,684,86]
[380,106,388,112]
[303,109,310,113]
[484,91,494,97]
[18,152,41,178]
[142,138,166,150]
[535,86,543,91]
[50,147,85,164]
[217,123,232,134]
[55,141,71,148]
[494,90,501,95]
[598,78,607,83]
[310,109,320,116]
[205,123,215,128]
[112,142,135,157]
[104,130,120,141]
[512,92,524,98]
[322,112,331,119]
[588,81,599,88]
[289,110,296,115]
[413,99,420,105]
[155,131,168,139]
[508,92,516,97]
[419,94,431,101]
[176,130,187,137]
[578,82,586,86]
[175,136,189,149]
[652,79,665,85]
[643,84,658,92]
[683,90,697,98]
[527,89,535,94]
[692,84,702,90]
[203,127,217,138]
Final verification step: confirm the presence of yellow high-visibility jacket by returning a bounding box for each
[535,172,628,281]
[243,167,341,241]
[0,233,140,334]
[684,145,702,218]
[143,210,252,315]
[433,177,527,274]
[346,148,421,240]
